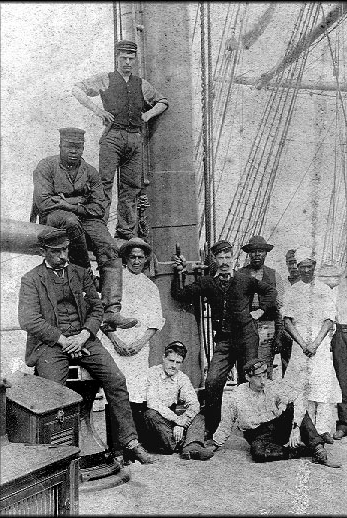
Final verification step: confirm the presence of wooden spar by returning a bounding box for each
[0,219,57,255]
[215,75,347,92]
[258,3,347,87]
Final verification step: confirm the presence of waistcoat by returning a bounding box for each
[48,270,81,335]
[100,72,144,129]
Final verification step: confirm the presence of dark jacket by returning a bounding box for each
[171,271,277,339]
[238,264,282,327]
[18,262,103,367]
[33,156,106,221]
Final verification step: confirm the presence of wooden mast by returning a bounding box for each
[114,2,203,387]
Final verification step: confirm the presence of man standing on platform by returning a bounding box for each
[171,240,277,439]
[18,228,154,467]
[32,127,136,331]
[72,40,169,239]
[239,235,285,379]
[332,263,347,439]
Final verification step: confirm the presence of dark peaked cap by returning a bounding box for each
[210,240,233,256]
[115,40,137,53]
[59,128,85,142]
[38,228,70,249]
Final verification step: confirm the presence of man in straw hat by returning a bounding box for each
[72,39,168,239]
[18,228,154,468]
[171,239,277,440]
[32,127,137,331]
[100,237,165,447]
[211,358,341,467]
[239,235,285,379]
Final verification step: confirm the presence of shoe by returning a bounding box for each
[181,442,214,461]
[205,439,219,451]
[105,450,124,470]
[123,444,154,464]
[312,444,341,468]
[333,429,347,440]
[320,432,334,444]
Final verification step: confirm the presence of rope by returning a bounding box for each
[200,2,211,250]
[219,3,320,257]
[206,3,216,242]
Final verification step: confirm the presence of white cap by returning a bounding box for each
[296,246,314,265]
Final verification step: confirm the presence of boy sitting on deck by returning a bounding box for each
[143,341,214,461]
[211,358,341,468]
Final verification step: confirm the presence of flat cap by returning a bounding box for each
[38,228,70,249]
[210,240,233,256]
[118,237,152,258]
[242,235,274,253]
[243,358,267,376]
[59,127,85,142]
[285,249,297,260]
[115,39,137,53]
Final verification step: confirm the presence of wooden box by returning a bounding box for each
[6,372,82,447]
[0,443,80,515]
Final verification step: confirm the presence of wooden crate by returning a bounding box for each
[6,372,82,447]
[0,443,80,515]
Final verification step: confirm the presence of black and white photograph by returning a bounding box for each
[1,2,346,515]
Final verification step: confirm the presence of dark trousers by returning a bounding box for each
[243,404,323,462]
[35,338,137,448]
[45,210,117,269]
[99,128,142,236]
[332,325,347,429]
[280,330,293,377]
[143,409,205,453]
[130,402,148,446]
[204,323,259,436]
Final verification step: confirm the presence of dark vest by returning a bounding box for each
[100,72,144,129]
[48,270,81,335]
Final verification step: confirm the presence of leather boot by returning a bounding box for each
[100,258,138,330]
[312,444,341,468]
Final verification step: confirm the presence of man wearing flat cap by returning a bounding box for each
[239,235,285,379]
[18,228,154,467]
[212,358,341,467]
[100,237,165,442]
[32,127,136,331]
[72,39,169,239]
[171,239,277,439]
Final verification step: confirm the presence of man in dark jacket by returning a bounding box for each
[239,235,285,379]
[171,240,277,438]
[32,126,136,331]
[72,39,168,238]
[18,228,153,467]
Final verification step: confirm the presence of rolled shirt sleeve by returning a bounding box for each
[142,78,168,107]
[177,377,200,425]
[75,73,110,96]
[213,394,238,447]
